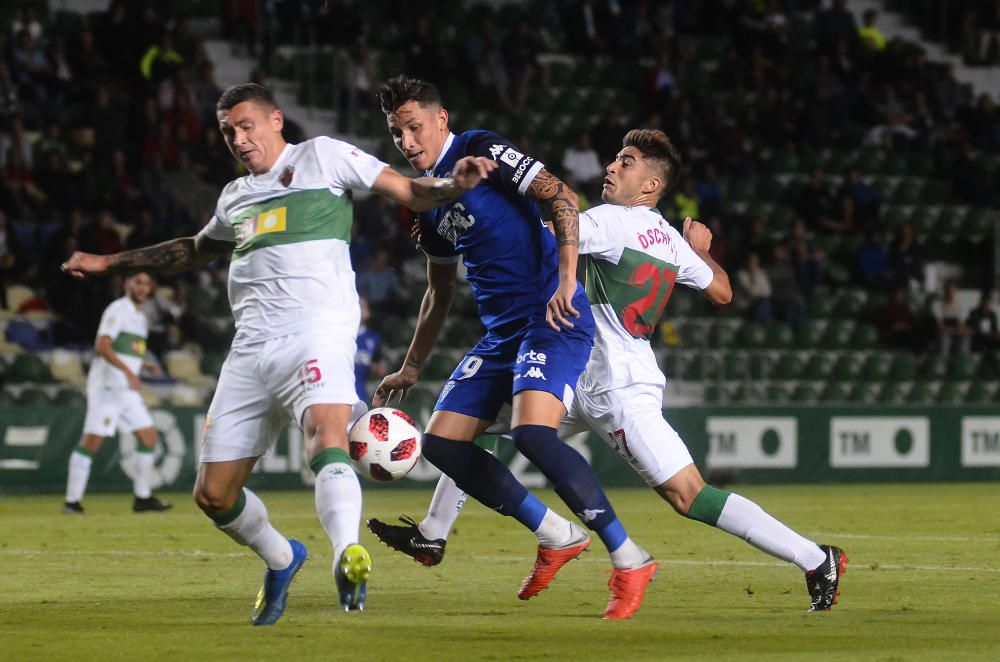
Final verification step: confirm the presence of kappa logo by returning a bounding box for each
[489,144,505,160]
[579,508,606,522]
[524,366,546,380]
[500,147,524,167]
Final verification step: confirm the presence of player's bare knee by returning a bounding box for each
[192,482,236,516]
[654,483,694,515]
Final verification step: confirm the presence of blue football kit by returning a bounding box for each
[417,131,596,421]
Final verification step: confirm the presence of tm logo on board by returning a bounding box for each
[961,417,1000,467]
[706,417,797,469]
[829,417,929,468]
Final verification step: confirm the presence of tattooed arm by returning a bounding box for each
[370,157,497,212]
[61,234,233,279]
[526,169,582,331]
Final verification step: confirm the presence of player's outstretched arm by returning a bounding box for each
[371,157,496,212]
[61,235,233,278]
[683,217,733,305]
[372,259,458,407]
[527,169,582,331]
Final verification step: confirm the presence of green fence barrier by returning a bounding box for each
[1,406,999,495]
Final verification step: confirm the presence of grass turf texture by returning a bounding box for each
[1,484,998,661]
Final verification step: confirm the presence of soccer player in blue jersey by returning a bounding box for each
[370,76,656,619]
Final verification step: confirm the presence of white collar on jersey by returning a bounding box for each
[248,142,294,184]
[426,132,456,176]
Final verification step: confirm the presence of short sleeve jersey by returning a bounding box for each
[577,204,714,393]
[417,130,568,329]
[88,296,148,390]
[198,137,387,346]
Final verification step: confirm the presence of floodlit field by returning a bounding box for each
[1,484,998,661]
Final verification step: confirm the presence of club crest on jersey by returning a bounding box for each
[279,165,294,187]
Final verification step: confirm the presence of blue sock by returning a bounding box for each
[422,433,547,531]
[511,424,628,552]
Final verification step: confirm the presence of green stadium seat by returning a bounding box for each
[825,262,853,287]
[730,384,763,402]
[772,355,805,380]
[807,296,836,319]
[727,179,756,203]
[708,322,738,348]
[882,152,907,176]
[17,388,51,407]
[833,290,867,318]
[765,324,795,348]
[819,382,851,402]
[749,353,773,380]
[53,389,86,407]
[765,383,789,402]
[894,179,923,204]
[200,354,227,377]
[877,382,908,404]
[772,151,800,172]
[790,383,818,402]
[823,320,855,348]
[848,381,880,403]
[908,382,935,404]
[737,323,768,348]
[832,355,862,380]
[936,381,964,404]
[0,390,16,408]
[679,321,707,349]
[10,354,53,383]
[850,324,880,347]
[723,353,750,380]
[804,352,834,380]
[704,384,725,404]
[854,148,886,174]
[909,207,940,235]
[921,356,948,380]
[965,381,993,404]
[424,354,457,380]
[921,179,951,204]
[889,353,918,379]
[947,355,978,380]
[797,321,825,348]
[882,205,910,233]
[964,209,995,238]
[687,353,723,381]
[769,205,796,234]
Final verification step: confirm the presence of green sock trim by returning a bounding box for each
[474,434,499,452]
[686,485,732,527]
[310,447,351,475]
[136,444,155,454]
[74,446,95,458]
[212,490,247,527]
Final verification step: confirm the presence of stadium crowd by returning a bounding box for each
[0,1,998,393]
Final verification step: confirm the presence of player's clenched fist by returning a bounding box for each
[61,251,109,279]
[683,217,712,252]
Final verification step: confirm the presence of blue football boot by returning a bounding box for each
[251,539,308,626]
[335,543,372,611]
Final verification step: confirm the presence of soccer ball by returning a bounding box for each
[348,407,423,481]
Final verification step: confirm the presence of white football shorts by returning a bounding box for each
[83,385,155,437]
[200,326,365,463]
[561,383,694,487]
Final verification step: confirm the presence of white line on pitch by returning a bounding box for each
[2,549,998,573]
[807,532,1000,543]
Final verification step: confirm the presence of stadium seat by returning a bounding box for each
[861,354,892,380]
[200,353,227,377]
[803,352,834,380]
[819,382,851,402]
[142,388,163,407]
[764,324,794,348]
[908,382,935,404]
[704,384,725,404]
[0,390,16,407]
[807,296,835,319]
[10,354,53,383]
[947,355,978,380]
[17,388,51,407]
[737,323,767,348]
[797,321,824,348]
[772,355,804,380]
[936,381,964,404]
[49,349,86,387]
[965,381,993,404]
[749,352,772,380]
[165,351,215,387]
[723,353,750,380]
[823,320,855,348]
[169,385,202,407]
[849,381,880,403]
[708,321,738,348]
[3,284,34,312]
[53,389,86,407]
[424,353,457,380]
[877,382,908,404]
[687,353,723,381]
[832,355,862,380]
[921,356,948,379]
[729,383,762,402]
[889,353,918,379]
[790,383,818,402]
[765,382,789,402]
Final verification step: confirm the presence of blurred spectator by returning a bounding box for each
[506,19,541,110]
[568,0,611,54]
[706,217,728,268]
[590,108,628,165]
[672,177,700,221]
[81,211,123,256]
[890,223,924,290]
[140,31,183,83]
[967,291,1000,353]
[736,253,773,324]
[786,219,825,293]
[875,286,917,350]
[354,298,385,402]
[126,209,165,250]
[857,231,894,290]
[11,5,43,42]
[562,133,604,201]
[768,244,803,328]
[816,0,858,53]
[0,209,22,308]
[858,9,885,52]
[357,247,401,315]
[11,29,47,102]
[797,170,846,233]
[933,281,971,357]
[837,170,882,233]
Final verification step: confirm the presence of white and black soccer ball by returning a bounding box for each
[348,407,423,482]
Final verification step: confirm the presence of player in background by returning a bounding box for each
[354,297,384,402]
[370,129,848,612]
[63,271,172,515]
[371,76,655,620]
[61,83,495,625]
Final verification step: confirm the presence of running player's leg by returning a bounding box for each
[64,433,103,512]
[587,385,845,610]
[121,390,170,511]
[197,347,305,625]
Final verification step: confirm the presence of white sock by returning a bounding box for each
[716,493,826,572]
[315,461,362,563]
[132,449,154,499]
[609,537,649,569]
[65,449,92,503]
[532,508,577,548]
[217,489,293,570]
[417,474,467,541]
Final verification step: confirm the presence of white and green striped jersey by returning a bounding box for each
[88,296,148,390]
[577,204,714,394]
[198,137,388,346]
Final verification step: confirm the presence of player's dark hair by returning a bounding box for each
[622,129,682,196]
[216,83,278,111]
[378,75,442,114]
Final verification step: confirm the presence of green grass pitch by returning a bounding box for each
[2,484,998,661]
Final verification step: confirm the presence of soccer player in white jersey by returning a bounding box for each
[63,271,171,515]
[369,129,848,612]
[61,83,495,625]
